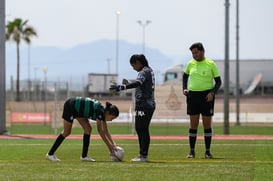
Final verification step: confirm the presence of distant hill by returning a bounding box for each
[6,39,176,90]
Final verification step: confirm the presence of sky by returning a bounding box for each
[6,0,273,63]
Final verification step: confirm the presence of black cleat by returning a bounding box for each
[205,152,213,159]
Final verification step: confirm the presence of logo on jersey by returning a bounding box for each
[135,110,145,117]
[137,74,145,83]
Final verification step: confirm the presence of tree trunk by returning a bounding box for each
[16,43,20,101]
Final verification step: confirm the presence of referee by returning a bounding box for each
[182,42,222,159]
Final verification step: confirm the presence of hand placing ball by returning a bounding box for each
[110,146,124,162]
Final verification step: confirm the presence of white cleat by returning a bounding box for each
[46,153,60,162]
[80,156,96,162]
[131,156,148,162]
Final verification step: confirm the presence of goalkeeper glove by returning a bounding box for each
[109,84,126,92]
[122,79,130,85]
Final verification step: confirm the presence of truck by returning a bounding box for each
[87,73,118,96]
[163,64,184,85]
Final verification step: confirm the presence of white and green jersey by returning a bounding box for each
[73,97,104,120]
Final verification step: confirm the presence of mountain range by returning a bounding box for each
[6,39,184,90]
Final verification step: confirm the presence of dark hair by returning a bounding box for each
[189,42,205,51]
[129,54,149,67]
[105,102,119,117]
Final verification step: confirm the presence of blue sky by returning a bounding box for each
[6,0,273,63]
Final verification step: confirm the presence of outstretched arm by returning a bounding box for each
[109,79,141,92]
[96,120,116,152]
[125,81,140,89]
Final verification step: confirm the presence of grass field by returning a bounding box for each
[0,138,272,181]
[1,124,273,180]
[7,123,273,135]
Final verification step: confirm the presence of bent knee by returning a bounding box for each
[84,127,92,134]
[62,132,71,138]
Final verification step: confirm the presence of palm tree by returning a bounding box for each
[6,18,37,101]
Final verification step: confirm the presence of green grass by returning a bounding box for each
[7,123,273,135]
[0,139,272,180]
[3,123,272,180]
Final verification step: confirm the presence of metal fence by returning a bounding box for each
[6,79,88,102]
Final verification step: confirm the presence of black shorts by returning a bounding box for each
[186,90,215,116]
[62,99,77,123]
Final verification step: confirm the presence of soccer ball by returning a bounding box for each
[110,146,124,162]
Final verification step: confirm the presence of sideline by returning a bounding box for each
[1,134,273,140]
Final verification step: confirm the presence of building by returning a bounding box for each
[215,59,273,95]
[162,59,273,95]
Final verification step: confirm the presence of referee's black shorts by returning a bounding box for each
[186,90,215,116]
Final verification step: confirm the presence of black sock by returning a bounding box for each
[204,128,212,152]
[189,129,197,153]
[82,134,90,158]
[48,134,65,155]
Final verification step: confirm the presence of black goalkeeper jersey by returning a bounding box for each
[134,66,156,109]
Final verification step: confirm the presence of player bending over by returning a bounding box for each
[46,97,119,162]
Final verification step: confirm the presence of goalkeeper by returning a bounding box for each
[110,54,156,162]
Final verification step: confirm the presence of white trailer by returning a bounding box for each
[163,64,184,85]
[87,73,118,95]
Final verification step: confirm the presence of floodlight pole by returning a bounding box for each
[0,0,8,135]
[43,67,48,126]
[235,0,240,126]
[106,58,111,74]
[115,11,120,76]
[137,20,151,54]
[224,0,230,135]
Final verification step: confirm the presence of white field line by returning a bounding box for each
[2,143,272,147]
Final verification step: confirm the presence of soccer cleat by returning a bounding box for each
[187,151,195,158]
[131,156,148,162]
[205,152,213,159]
[46,153,60,162]
[80,156,96,162]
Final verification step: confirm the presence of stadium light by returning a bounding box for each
[115,11,120,76]
[137,20,151,54]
